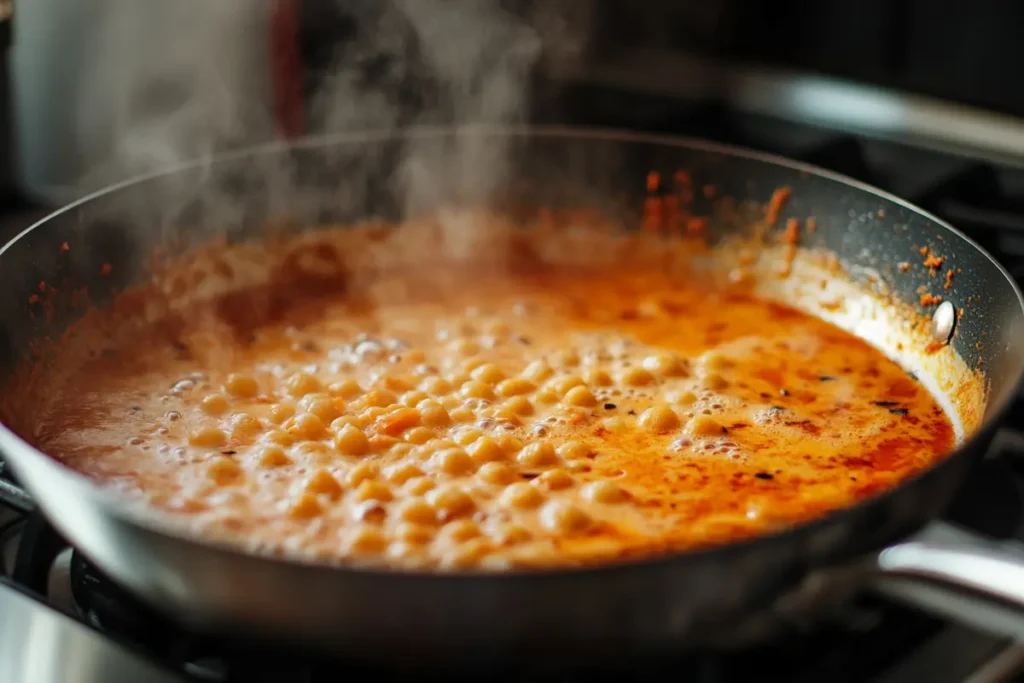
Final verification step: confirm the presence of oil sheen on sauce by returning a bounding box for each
[28,264,955,570]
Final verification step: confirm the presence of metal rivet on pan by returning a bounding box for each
[931,300,956,344]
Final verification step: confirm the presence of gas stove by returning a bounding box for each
[5,66,1024,681]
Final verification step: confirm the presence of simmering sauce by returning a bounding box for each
[24,260,954,570]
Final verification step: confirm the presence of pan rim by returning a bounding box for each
[1,123,1022,582]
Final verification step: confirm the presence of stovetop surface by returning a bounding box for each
[4,82,1024,682]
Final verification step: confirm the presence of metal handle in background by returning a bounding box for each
[873,523,1024,640]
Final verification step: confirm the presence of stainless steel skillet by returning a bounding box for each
[0,126,1023,666]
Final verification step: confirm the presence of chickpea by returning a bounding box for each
[460,380,495,401]
[685,414,726,436]
[666,390,697,405]
[535,468,574,490]
[517,442,557,467]
[546,375,584,398]
[431,448,475,476]
[563,385,597,407]
[534,388,559,405]
[427,485,475,520]
[334,424,370,455]
[286,372,322,397]
[453,427,483,447]
[257,445,292,468]
[328,379,363,399]
[289,493,323,519]
[467,436,505,464]
[381,375,413,393]
[404,427,435,445]
[418,400,451,428]
[539,500,591,535]
[700,352,734,372]
[496,378,536,397]
[305,469,343,499]
[641,354,689,378]
[419,376,452,396]
[583,368,613,387]
[450,407,475,423]
[268,402,296,424]
[224,373,259,398]
[619,367,655,387]
[346,527,388,554]
[397,498,438,525]
[354,480,393,503]
[263,429,295,446]
[441,519,481,543]
[345,462,379,488]
[448,338,480,357]
[285,413,327,440]
[375,407,421,436]
[396,522,435,545]
[384,463,424,485]
[189,426,227,448]
[304,396,342,423]
[493,524,532,546]
[404,477,437,496]
[638,406,680,433]
[442,538,492,569]
[368,434,401,454]
[521,360,553,383]
[477,461,516,485]
[500,482,545,509]
[549,349,580,369]
[582,480,628,504]
[556,441,591,460]
[200,394,229,416]
[496,435,523,454]
[401,390,429,407]
[362,388,398,408]
[502,396,534,416]
[470,363,506,385]
[206,456,243,484]
[702,373,729,391]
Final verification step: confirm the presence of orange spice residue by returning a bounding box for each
[923,250,944,273]
[28,294,39,305]
[60,242,70,252]
[685,217,708,236]
[806,217,817,233]
[944,269,955,289]
[702,184,717,199]
[918,246,929,256]
[920,293,943,306]
[783,218,800,245]
[646,171,661,193]
[642,197,664,234]
[101,263,113,276]
[766,187,791,227]
[897,262,911,273]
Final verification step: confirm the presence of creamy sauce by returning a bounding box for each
[23,263,954,570]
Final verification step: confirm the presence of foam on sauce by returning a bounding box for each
[21,261,955,570]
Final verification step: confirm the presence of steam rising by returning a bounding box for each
[76,0,591,239]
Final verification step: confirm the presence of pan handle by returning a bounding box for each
[872,525,1024,639]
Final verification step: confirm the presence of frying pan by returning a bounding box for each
[1,126,1024,666]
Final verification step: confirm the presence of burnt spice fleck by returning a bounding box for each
[604,403,617,410]
[221,450,237,455]
[779,388,789,396]
[873,400,900,408]
[818,375,836,382]
[628,409,637,416]
[754,472,774,480]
